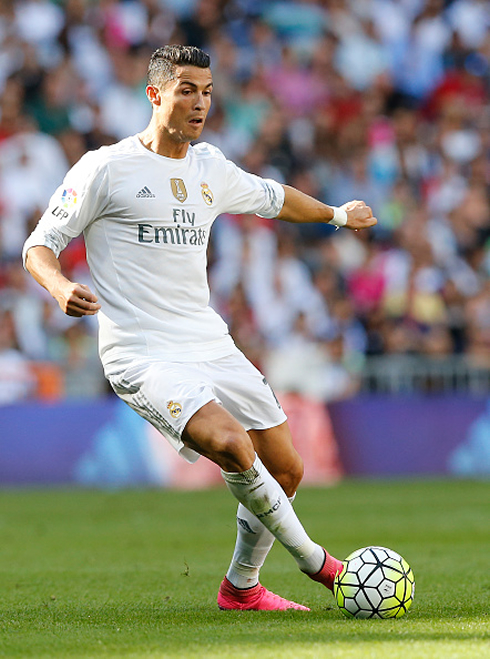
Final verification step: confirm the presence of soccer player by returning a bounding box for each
[23,45,376,611]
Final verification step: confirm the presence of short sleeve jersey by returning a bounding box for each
[23,136,285,376]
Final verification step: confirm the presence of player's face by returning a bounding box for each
[152,66,213,143]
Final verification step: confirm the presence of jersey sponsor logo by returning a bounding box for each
[138,223,207,246]
[201,182,213,206]
[136,186,155,198]
[167,400,182,418]
[172,208,195,225]
[61,188,77,208]
[170,178,187,202]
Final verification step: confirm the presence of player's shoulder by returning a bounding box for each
[71,136,140,178]
[83,136,140,165]
[190,141,227,162]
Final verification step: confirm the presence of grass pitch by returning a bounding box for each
[0,479,488,658]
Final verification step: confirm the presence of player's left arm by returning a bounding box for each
[276,184,377,231]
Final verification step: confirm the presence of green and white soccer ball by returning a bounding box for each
[334,546,415,619]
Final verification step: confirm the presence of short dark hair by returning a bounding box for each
[147,45,211,87]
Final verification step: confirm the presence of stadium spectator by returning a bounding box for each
[0,307,35,405]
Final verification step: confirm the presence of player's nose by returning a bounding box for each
[194,95,204,109]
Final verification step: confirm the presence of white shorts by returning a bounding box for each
[109,349,287,463]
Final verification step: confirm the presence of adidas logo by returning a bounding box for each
[136,186,155,198]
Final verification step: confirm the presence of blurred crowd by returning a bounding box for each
[0,0,489,404]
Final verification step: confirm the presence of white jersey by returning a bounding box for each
[23,136,285,376]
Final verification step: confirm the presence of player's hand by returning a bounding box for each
[55,282,101,317]
[341,200,377,231]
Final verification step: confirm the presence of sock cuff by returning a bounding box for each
[221,455,262,485]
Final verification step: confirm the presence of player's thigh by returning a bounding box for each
[109,360,218,463]
[209,351,287,431]
[248,421,304,496]
[182,400,255,472]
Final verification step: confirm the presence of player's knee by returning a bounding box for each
[211,427,255,472]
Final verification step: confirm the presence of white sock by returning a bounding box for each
[225,494,297,589]
[222,456,324,575]
[225,503,275,588]
[226,494,296,588]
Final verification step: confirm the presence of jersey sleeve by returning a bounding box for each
[22,151,109,264]
[220,159,285,219]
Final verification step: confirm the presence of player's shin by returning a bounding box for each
[222,455,326,575]
[225,504,275,588]
[226,493,297,588]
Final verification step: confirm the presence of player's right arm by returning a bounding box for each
[25,246,100,317]
[22,150,108,317]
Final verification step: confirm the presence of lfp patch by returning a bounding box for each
[61,188,78,209]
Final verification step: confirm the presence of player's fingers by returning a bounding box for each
[76,284,99,303]
[352,216,377,232]
[64,295,100,315]
[66,306,100,316]
[65,308,84,317]
[72,299,101,312]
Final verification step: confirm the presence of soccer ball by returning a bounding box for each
[334,546,415,619]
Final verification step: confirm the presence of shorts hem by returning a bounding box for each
[243,411,288,433]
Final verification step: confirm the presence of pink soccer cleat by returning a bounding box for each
[306,549,345,592]
[217,577,310,611]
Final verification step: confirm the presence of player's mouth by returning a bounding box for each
[189,117,204,125]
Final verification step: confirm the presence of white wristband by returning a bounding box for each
[329,206,348,228]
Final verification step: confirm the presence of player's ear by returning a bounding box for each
[146,85,161,106]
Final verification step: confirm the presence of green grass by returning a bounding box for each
[0,480,488,658]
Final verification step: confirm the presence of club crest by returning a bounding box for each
[167,400,183,418]
[201,182,214,206]
[170,178,187,202]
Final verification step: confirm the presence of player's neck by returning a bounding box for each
[138,125,189,159]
